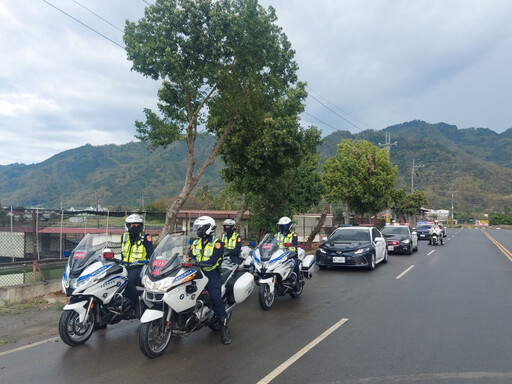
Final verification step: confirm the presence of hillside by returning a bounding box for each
[1,120,512,212]
[0,136,224,209]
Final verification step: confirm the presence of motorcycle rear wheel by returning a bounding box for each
[59,309,95,346]
[139,318,172,358]
[259,284,275,310]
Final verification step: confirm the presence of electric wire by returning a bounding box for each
[307,92,364,132]
[71,0,123,32]
[302,112,344,133]
[42,0,125,49]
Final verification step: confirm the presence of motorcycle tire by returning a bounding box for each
[139,318,172,358]
[290,277,304,298]
[258,284,275,310]
[59,309,95,346]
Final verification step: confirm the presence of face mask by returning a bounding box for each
[129,225,142,236]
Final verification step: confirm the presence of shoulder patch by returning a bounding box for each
[146,235,152,242]
[293,233,298,237]
[215,242,221,249]
[237,237,241,242]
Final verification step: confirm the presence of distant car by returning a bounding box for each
[381,225,418,255]
[415,224,432,241]
[316,226,388,270]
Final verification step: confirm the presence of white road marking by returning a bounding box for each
[0,337,59,357]
[395,265,415,280]
[257,317,349,384]
[427,250,435,256]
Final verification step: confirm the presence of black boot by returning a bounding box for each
[219,318,231,345]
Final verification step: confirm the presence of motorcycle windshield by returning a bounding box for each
[147,233,189,278]
[67,233,120,274]
[256,234,280,262]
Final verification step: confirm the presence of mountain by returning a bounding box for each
[319,121,512,212]
[0,136,224,209]
[1,120,512,213]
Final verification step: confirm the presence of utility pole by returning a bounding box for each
[449,186,457,228]
[411,158,424,193]
[379,132,398,224]
[378,132,397,153]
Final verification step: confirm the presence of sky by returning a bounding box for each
[1,0,512,165]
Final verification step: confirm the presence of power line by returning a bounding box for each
[42,0,125,49]
[302,111,344,133]
[307,92,364,132]
[71,0,123,32]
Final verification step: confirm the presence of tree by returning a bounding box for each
[124,0,298,239]
[391,188,429,223]
[322,139,397,223]
[213,83,323,235]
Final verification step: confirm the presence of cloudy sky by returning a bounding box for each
[1,0,511,165]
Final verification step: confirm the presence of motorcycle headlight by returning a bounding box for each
[144,276,174,293]
[354,247,370,255]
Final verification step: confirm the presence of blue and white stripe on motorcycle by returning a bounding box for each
[269,251,290,264]
[77,264,112,283]
[173,268,195,283]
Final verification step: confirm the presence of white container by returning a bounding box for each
[232,271,255,303]
[301,254,315,279]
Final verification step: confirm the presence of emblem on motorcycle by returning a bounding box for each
[180,294,185,300]
[191,294,196,300]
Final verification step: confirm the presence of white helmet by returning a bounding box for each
[125,213,144,232]
[223,219,236,234]
[278,216,292,233]
[193,216,216,238]
[434,220,439,224]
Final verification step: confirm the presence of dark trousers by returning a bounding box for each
[204,270,227,319]
[126,266,142,307]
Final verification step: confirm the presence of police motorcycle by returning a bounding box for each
[138,233,254,358]
[429,226,444,246]
[243,234,315,310]
[59,233,146,346]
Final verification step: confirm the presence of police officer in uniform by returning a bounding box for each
[276,216,301,293]
[221,219,242,265]
[188,216,231,345]
[121,213,154,318]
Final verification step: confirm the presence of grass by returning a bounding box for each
[0,296,66,314]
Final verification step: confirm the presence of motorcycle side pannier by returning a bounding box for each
[226,270,254,304]
[301,254,315,279]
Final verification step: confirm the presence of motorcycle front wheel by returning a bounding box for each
[259,284,275,310]
[59,309,95,346]
[139,318,172,358]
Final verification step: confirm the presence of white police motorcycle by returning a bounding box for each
[59,233,145,346]
[243,233,315,310]
[139,234,254,358]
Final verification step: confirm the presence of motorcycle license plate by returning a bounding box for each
[332,256,345,263]
[387,246,394,251]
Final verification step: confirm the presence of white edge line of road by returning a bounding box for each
[256,317,349,384]
[427,250,435,256]
[395,265,415,280]
[0,336,60,357]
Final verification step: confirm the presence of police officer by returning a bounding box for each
[276,216,301,293]
[188,216,231,345]
[221,219,242,265]
[121,213,154,318]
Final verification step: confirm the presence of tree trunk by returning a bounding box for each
[157,114,236,243]
[344,199,351,225]
[234,199,248,227]
[306,201,330,248]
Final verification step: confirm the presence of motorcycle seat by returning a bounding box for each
[220,267,233,284]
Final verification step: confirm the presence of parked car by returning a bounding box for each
[415,224,432,241]
[316,226,388,270]
[381,225,418,255]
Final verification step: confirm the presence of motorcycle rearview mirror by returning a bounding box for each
[63,250,71,258]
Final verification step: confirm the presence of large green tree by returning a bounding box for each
[391,188,429,223]
[124,0,298,239]
[322,139,397,223]
[213,83,323,235]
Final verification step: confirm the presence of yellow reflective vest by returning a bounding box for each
[191,237,222,272]
[276,232,297,252]
[221,232,240,250]
[121,232,147,265]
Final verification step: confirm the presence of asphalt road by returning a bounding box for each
[1,228,512,384]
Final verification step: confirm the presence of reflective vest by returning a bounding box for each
[221,232,239,250]
[121,232,147,265]
[191,237,222,272]
[276,232,297,252]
